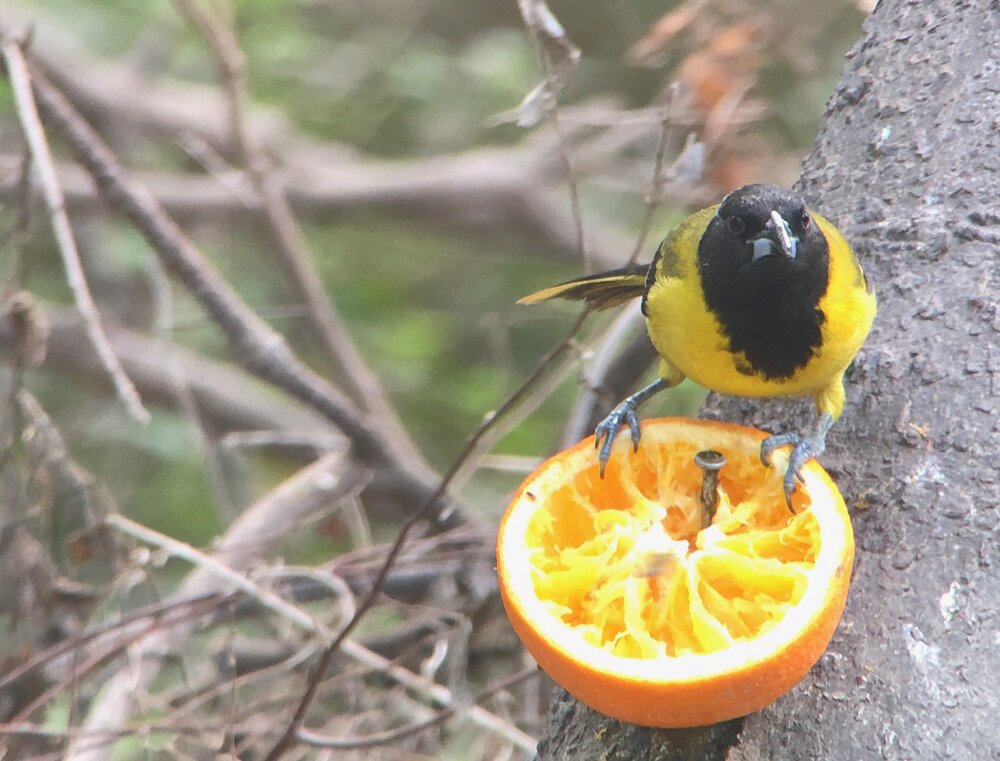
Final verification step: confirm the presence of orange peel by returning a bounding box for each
[496,418,854,727]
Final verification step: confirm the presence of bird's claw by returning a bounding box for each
[760,432,799,467]
[760,432,826,511]
[594,400,641,477]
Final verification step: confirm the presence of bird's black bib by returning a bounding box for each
[697,216,830,381]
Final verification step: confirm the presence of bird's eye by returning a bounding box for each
[798,209,811,230]
[727,215,746,236]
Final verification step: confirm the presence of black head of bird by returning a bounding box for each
[698,183,829,288]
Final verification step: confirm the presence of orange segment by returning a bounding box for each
[496,418,854,728]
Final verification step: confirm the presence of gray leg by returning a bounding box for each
[594,378,671,477]
[760,413,835,509]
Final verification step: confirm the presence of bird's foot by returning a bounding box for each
[594,400,642,477]
[760,431,827,511]
[592,378,672,478]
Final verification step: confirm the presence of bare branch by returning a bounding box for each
[0,55,453,519]
[0,306,329,437]
[0,156,634,267]
[105,513,351,644]
[516,0,588,269]
[1,36,149,423]
[449,343,581,493]
[170,0,425,470]
[62,451,361,761]
[261,307,590,761]
[295,666,539,750]
[559,301,657,448]
[626,94,705,266]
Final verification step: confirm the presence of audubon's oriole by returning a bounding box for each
[519,183,876,505]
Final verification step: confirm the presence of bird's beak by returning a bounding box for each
[751,210,798,261]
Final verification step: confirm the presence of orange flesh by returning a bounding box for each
[525,442,817,659]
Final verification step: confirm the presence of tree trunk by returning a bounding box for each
[536,0,1000,757]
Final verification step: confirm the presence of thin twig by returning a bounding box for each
[219,430,342,453]
[540,77,588,271]
[106,513,339,638]
[174,131,257,206]
[261,307,589,761]
[147,250,239,520]
[171,0,425,471]
[106,512,534,752]
[517,0,589,270]
[4,55,451,519]
[0,591,229,695]
[326,524,489,586]
[3,595,223,730]
[296,666,539,750]
[448,344,581,493]
[559,300,653,447]
[628,90,679,265]
[0,36,149,423]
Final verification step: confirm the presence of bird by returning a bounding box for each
[518,183,876,506]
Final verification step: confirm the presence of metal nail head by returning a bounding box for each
[694,450,726,527]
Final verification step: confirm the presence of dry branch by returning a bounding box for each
[0,146,636,268]
[516,0,588,269]
[0,4,643,267]
[558,300,658,448]
[60,451,360,760]
[0,56,454,518]
[170,0,425,470]
[1,37,149,423]
[0,306,329,436]
[60,454,532,759]
[260,308,590,761]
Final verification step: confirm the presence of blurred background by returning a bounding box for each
[0,0,870,757]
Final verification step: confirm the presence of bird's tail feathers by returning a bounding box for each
[517,265,648,310]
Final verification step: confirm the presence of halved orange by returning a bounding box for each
[496,418,853,728]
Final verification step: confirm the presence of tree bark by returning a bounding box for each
[536,0,1000,757]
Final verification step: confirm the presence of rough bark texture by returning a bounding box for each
[537,690,741,760]
[536,0,1000,758]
